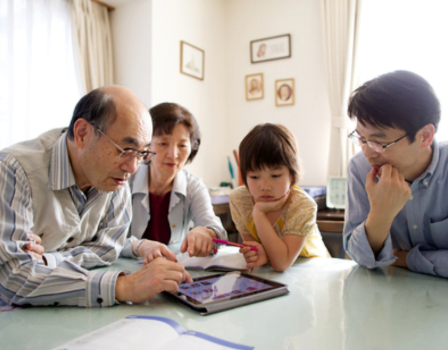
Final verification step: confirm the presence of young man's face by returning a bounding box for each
[355,121,424,181]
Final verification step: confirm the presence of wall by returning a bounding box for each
[110,0,152,107]
[111,0,229,187]
[150,0,229,187]
[225,0,331,186]
[110,0,331,187]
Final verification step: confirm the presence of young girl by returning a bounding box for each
[229,123,328,272]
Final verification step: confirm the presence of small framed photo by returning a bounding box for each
[180,41,204,80]
[245,73,264,101]
[275,78,295,106]
[250,34,291,63]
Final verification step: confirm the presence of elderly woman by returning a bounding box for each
[121,103,227,263]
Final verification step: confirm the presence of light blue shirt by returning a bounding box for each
[344,141,448,278]
[121,165,227,256]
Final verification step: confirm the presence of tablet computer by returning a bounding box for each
[163,271,289,315]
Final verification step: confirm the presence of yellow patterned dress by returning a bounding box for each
[229,185,328,258]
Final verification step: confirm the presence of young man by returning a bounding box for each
[0,86,191,307]
[344,70,448,278]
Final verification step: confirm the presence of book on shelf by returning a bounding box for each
[176,246,248,271]
[53,315,254,350]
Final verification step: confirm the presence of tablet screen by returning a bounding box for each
[175,272,285,306]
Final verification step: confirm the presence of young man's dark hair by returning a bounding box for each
[347,70,441,142]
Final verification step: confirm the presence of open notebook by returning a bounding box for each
[52,316,254,350]
[176,246,248,271]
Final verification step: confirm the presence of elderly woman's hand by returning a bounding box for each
[180,227,216,257]
[137,240,178,265]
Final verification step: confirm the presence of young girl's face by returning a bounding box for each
[246,165,292,203]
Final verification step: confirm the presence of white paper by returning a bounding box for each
[53,317,253,350]
[53,318,180,350]
[176,246,247,271]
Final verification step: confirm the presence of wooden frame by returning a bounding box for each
[275,78,295,106]
[245,73,264,101]
[250,34,291,63]
[180,41,204,81]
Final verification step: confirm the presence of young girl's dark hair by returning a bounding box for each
[239,123,302,187]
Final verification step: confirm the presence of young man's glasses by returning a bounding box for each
[348,130,408,153]
[92,124,156,164]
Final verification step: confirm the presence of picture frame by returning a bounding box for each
[275,78,295,106]
[245,73,264,101]
[180,41,204,80]
[250,34,291,63]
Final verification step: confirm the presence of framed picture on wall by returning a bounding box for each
[245,73,264,101]
[180,41,204,80]
[250,34,291,63]
[275,78,295,106]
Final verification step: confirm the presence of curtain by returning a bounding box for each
[320,0,362,178]
[70,0,114,94]
[0,0,81,149]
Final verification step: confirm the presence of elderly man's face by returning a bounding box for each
[79,96,152,192]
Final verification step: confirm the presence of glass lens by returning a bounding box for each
[120,149,138,160]
[142,152,154,163]
[349,135,362,147]
[366,141,384,153]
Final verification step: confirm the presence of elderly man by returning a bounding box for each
[344,70,448,278]
[0,86,191,307]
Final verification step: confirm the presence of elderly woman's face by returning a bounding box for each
[150,123,191,181]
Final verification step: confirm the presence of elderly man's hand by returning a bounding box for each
[115,257,193,303]
[23,232,45,262]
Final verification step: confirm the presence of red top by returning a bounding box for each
[142,191,171,245]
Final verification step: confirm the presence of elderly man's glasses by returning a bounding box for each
[348,130,408,153]
[92,124,155,164]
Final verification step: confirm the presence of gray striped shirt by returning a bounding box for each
[0,133,132,307]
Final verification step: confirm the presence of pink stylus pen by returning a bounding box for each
[212,238,259,251]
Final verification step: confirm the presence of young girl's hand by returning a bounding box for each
[253,190,290,214]
[239,241,268,268]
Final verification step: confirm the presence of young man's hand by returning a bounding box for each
[364,164,411,254]
[366,164,411,222]
[391,250,408,268]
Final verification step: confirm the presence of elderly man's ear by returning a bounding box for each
[73,119,92,149]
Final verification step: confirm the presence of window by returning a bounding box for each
[357,0,448,140]
[0,0,81,149]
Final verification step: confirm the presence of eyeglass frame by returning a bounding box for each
[348,130,409,153]
[91,123,156,164]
